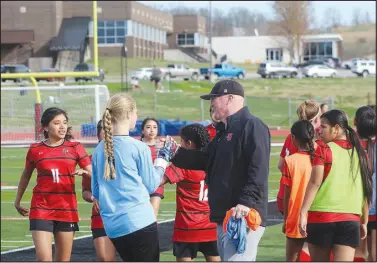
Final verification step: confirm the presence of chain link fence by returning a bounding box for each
[132,90,334,129]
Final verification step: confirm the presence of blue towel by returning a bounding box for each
[226,216,247,254]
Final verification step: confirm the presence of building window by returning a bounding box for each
[177,33,195,46]
[303,41,333,61]
[266,48,283,61]
[90,20,128,45]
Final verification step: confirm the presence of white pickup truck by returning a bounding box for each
[163,64,200,81]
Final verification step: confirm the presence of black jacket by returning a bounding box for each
[171,106,271,225]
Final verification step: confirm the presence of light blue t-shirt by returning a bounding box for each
[369,143,376,216]
[91,136,164,239]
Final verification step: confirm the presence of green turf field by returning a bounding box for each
[0,144,282,254]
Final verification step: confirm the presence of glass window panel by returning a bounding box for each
[319,42,325,56]
[106,28,115,37]
[117,28,125,37]
[325,42,332,56]
[105,21,115,27]
[98,21,105,28]
[98,37,106,44]
[98,28,105,37]
[116,37,124,44]
[310,43,317,58]
[106,37,115,44]
[116,21,125,28]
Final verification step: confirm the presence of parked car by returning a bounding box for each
[132,68,153,80]
[164,64,200,81]
[351,59,376,77]
[303,65,337,78]
[341,58,362,69]
[74,63,104,82]
[257,61,298,79]
[35,68,65,82]
[200,63,245,80]
[1,64,31,82]
[296,60,325,68]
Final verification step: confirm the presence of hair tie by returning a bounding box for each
[106,108,112,113]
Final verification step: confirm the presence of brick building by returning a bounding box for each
[1,1,173,69]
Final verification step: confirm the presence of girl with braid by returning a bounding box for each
[299,109,373,261]
[91,93,177,262]
[140,117,165,218]
[353,106,376,262]
[160,124,220,262]
[277,101,321,215]
[281,120,316,261]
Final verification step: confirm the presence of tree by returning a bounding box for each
[271,1,313,64]
[364,11,372,24]
[323,7,342,29]
[352,8,362,26]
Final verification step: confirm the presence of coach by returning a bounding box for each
[171,79,271,261]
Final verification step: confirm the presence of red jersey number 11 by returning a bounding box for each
[199,180,208,201]
[51,168,60,183]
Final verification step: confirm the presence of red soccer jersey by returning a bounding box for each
[82,155,104,229]
[206,123,217,142]
[164,165,217,243]
[25,140,91,222]
[146,140,165,197]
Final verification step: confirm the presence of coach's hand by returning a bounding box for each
[14,202,29,217]
[232,204,251,219]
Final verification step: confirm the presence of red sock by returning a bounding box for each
[353,257,366,262]
[299,250,311,262]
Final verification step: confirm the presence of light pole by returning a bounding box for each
[209,1,212,69]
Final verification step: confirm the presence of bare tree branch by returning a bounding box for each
[271,1,313,64]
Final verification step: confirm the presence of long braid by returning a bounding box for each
[306,121,315,162]
[103,109,116,180]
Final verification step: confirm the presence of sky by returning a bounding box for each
[139,1,376,27]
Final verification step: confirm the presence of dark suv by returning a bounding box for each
[74,63,104,82]
[1,64,31,82]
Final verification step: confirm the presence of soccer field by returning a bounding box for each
[0,143,283,256]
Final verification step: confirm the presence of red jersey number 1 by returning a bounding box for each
[199,180,208,201]
[51,168,60,183]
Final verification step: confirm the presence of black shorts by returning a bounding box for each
[30,219,79,233]
[151,77,161,83]
[173,241,219,259]
[92,228,107,239]
[110,222,159,262]
[368,221,376,231]
[306,221,360,248]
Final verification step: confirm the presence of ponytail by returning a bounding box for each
[103,109,116,180]
[346,125,373,204]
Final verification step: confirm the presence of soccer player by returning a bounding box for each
[160,124,220,262]
[91,93,176,262]
[82,120,116,261]
[14,107,92,261]
[140,117,165,218]
[281,120,315,261]
[354,106,376,262]
[277,101,321,214]
[299,109,373,262]
[320,103,329,114]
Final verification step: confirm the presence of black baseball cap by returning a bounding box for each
[200,79,244,100]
